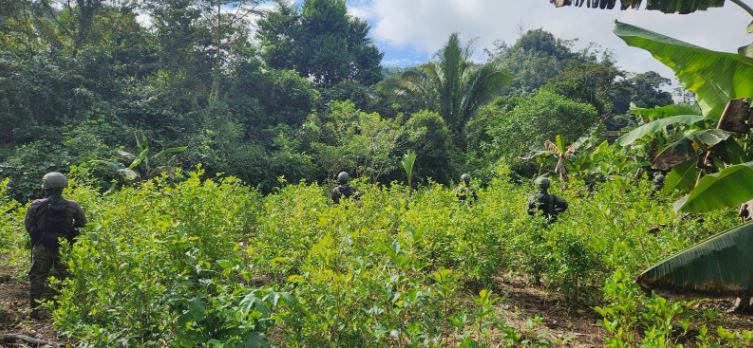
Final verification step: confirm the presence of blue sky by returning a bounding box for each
[333,0,750,79]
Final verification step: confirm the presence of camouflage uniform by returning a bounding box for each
[455,174,478,204]
[24,173,86,316]
[651,173,665,193]
[330,184,358,204]
[527,177,568,223]
[330,171,361,204]
[734,199,753,312]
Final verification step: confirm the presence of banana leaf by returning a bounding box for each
[128,148,150,170]
[637,221,753,297]
[153,146,188,160]
[617,115,706,146]
[551,0,725,13]
[614,21,753,119]
[664,159,699,194]
[630,103,702,119]
[674,161,753,213]
[651,129,731,170]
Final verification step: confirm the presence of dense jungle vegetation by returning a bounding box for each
[3,0,753,346]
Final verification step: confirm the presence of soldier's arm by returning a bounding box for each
[330,188,340,204]
[24,204,37,234]
[554,196,568,213]
[526,198,536,216]
[72,202,87,228]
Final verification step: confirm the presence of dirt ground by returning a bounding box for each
[0,257,68,347]
[1,254,753,347]
[488,274,753,347]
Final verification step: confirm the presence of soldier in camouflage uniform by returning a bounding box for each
[527,177,568,223]
[330,171,361,204]
[733,199,753,313]
[651,173,665,193]
[24,172,86,318]
[455,173,478,204]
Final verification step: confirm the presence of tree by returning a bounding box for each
[257,0,383,86]
[490,30,573,94]
[399,110,456,183]
[402,33,511,149]
[479,91,598,176]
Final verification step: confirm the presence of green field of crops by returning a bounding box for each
[2,168,751,347]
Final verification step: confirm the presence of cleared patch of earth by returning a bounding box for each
[0,254,68,347]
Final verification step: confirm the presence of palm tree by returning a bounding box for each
[402,34,510,149]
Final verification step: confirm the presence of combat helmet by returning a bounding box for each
[337,171,350,184]
[42,172,68,190]
[460,173,471,184]
[534,176,550,189]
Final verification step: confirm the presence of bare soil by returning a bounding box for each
[0,255,68,347]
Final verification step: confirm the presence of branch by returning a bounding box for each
[0,333,63,347]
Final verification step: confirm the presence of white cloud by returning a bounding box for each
[351,0,751,78]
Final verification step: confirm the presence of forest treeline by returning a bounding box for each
[1,0,677,200]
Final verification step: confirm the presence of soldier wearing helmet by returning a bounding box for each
[330,171,361,204]
[527,176,568,222]
[455,173,478,204]
[24,172,87,318]
[651,173,665,193]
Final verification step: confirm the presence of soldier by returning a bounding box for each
[732,199,753,313]
[455,173,478,204]
[651,173,665,193]
[24,172,86,318]
[330,171,361,204]
[527,176,568,223]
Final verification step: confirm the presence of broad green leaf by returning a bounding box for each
[675,161,753,213]
[652,137,695,171]
[134,131,148,151]
[651,129,729,170]
[555,134,565,153]
[637,221,753,297]
[153,146,188,160]
[128,148,150,169]
[615,21,753,119]
[617,115,706,146]
[687,128,732,146]
[630,103,701,119]
[116,150,136,162]
[664,160,699,194]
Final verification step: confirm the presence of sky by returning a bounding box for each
[339,0,751,79]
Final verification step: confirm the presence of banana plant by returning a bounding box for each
[550,1,753,296]
[637,221,753,297]
[524,134,595,187]
[605,10,753,298]
[93,131,188,183]
[614,22,753,205]
[401,150,417,195]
